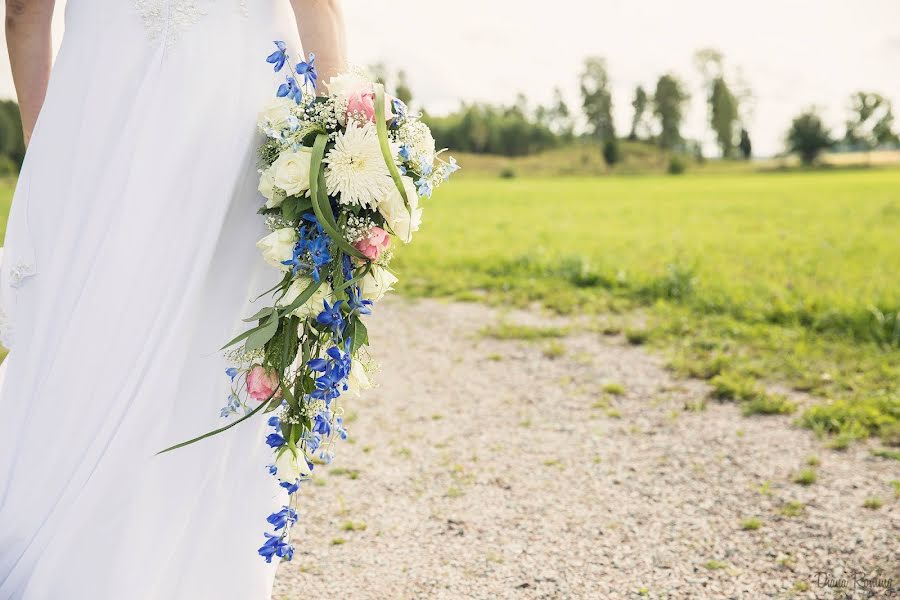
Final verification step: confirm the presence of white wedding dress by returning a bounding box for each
[0,1,303,598]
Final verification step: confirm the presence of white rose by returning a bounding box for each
[325,72,373,103]
[278,277,333,320]
[377,176,423,243]
[360,265,398,302]
[258,167,286,209]
[257,97,296,131]
[347,360,372,396]
[272,149,312,197]
[274,448,310,482]
[256,228,298,271]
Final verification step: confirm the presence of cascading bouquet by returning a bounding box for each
[159,42,457,562]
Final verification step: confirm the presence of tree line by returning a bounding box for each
[395,49,896,166]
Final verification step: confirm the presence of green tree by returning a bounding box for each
[602,138,621,166]
[394,69,413,107]
[580,57,615,142]
[709,77,739,157]
[738,128,752,159]
[652,74,689,151]
[629,85,648,140]
[694,49,740,158]
[844,91,897,154]
[786,109,833,165]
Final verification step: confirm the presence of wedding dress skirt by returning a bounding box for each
[0,1,302,598]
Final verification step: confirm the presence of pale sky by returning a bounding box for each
[2,0,898,156]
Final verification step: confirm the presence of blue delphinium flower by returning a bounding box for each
[267,506,299,531]
[226,367,239,381]
[416,178,433,198]
[280,479,301,494]
[266,432,286,448]
[266,41,288,72]
[267,464,277,476]
[443,157,460,177]
[306,236,331,280]
[313,410,332,436]
[347,286,373,315]
[219,394,241,418]
[295,52,317,90]
[305,431,322,454]
[316,300,345,337]
[391,98,408,127]
[277,76,304,104]
[398,145,411,161]
[258,533,294,563]
[267,416,280,428]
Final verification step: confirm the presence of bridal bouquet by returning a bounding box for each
[161,43,456,563]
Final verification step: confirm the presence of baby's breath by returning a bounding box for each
[343,213,376,243]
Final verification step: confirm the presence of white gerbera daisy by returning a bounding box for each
[324,124,394,208]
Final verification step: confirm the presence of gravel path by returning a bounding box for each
[273,299,898,600]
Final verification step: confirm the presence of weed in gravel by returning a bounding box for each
[683,399,707,412]
[704,560,728,570]
[606,408,622,419]
[625,329,650,345]
[862,497,883,510]
[806,456,820,467]
[779,501,805,517]
[542,341,566,359]
[891,480,900,498]
[793,468,817,486]
[603,382,626,395]
[742,394,796,416]
[341,521,367,532]
[330,467,361,480]
[480,323,569,341]
[446,486,464,498]
[871,448,900,461]
[331,537,347,545]
[740,518,762,531]
[709,373,761,402]
[669,352,731,380]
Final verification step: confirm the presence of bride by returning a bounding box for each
[0,1,346,597]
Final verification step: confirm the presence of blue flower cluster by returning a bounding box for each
[267,41,317,104]
[281,214,332,281]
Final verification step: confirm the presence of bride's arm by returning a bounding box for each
[289,0,347,90]
[5,0,55,146]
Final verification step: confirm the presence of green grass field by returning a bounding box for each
[394,169,900,444]
[1,170,897,444]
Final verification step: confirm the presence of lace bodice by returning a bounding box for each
[133,0,249,43]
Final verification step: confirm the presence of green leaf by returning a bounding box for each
[157,396,270,454]
[281,196,300,222]
[280,277,324,315]
[245,312,280,353]
[346,317,369,354]
[242,306,275,323]
[374,83,412,213]
[221,320,268,351]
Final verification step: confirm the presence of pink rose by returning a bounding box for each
[353,226,391,260]
[345,92,396,125]
[246,365,280,402]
